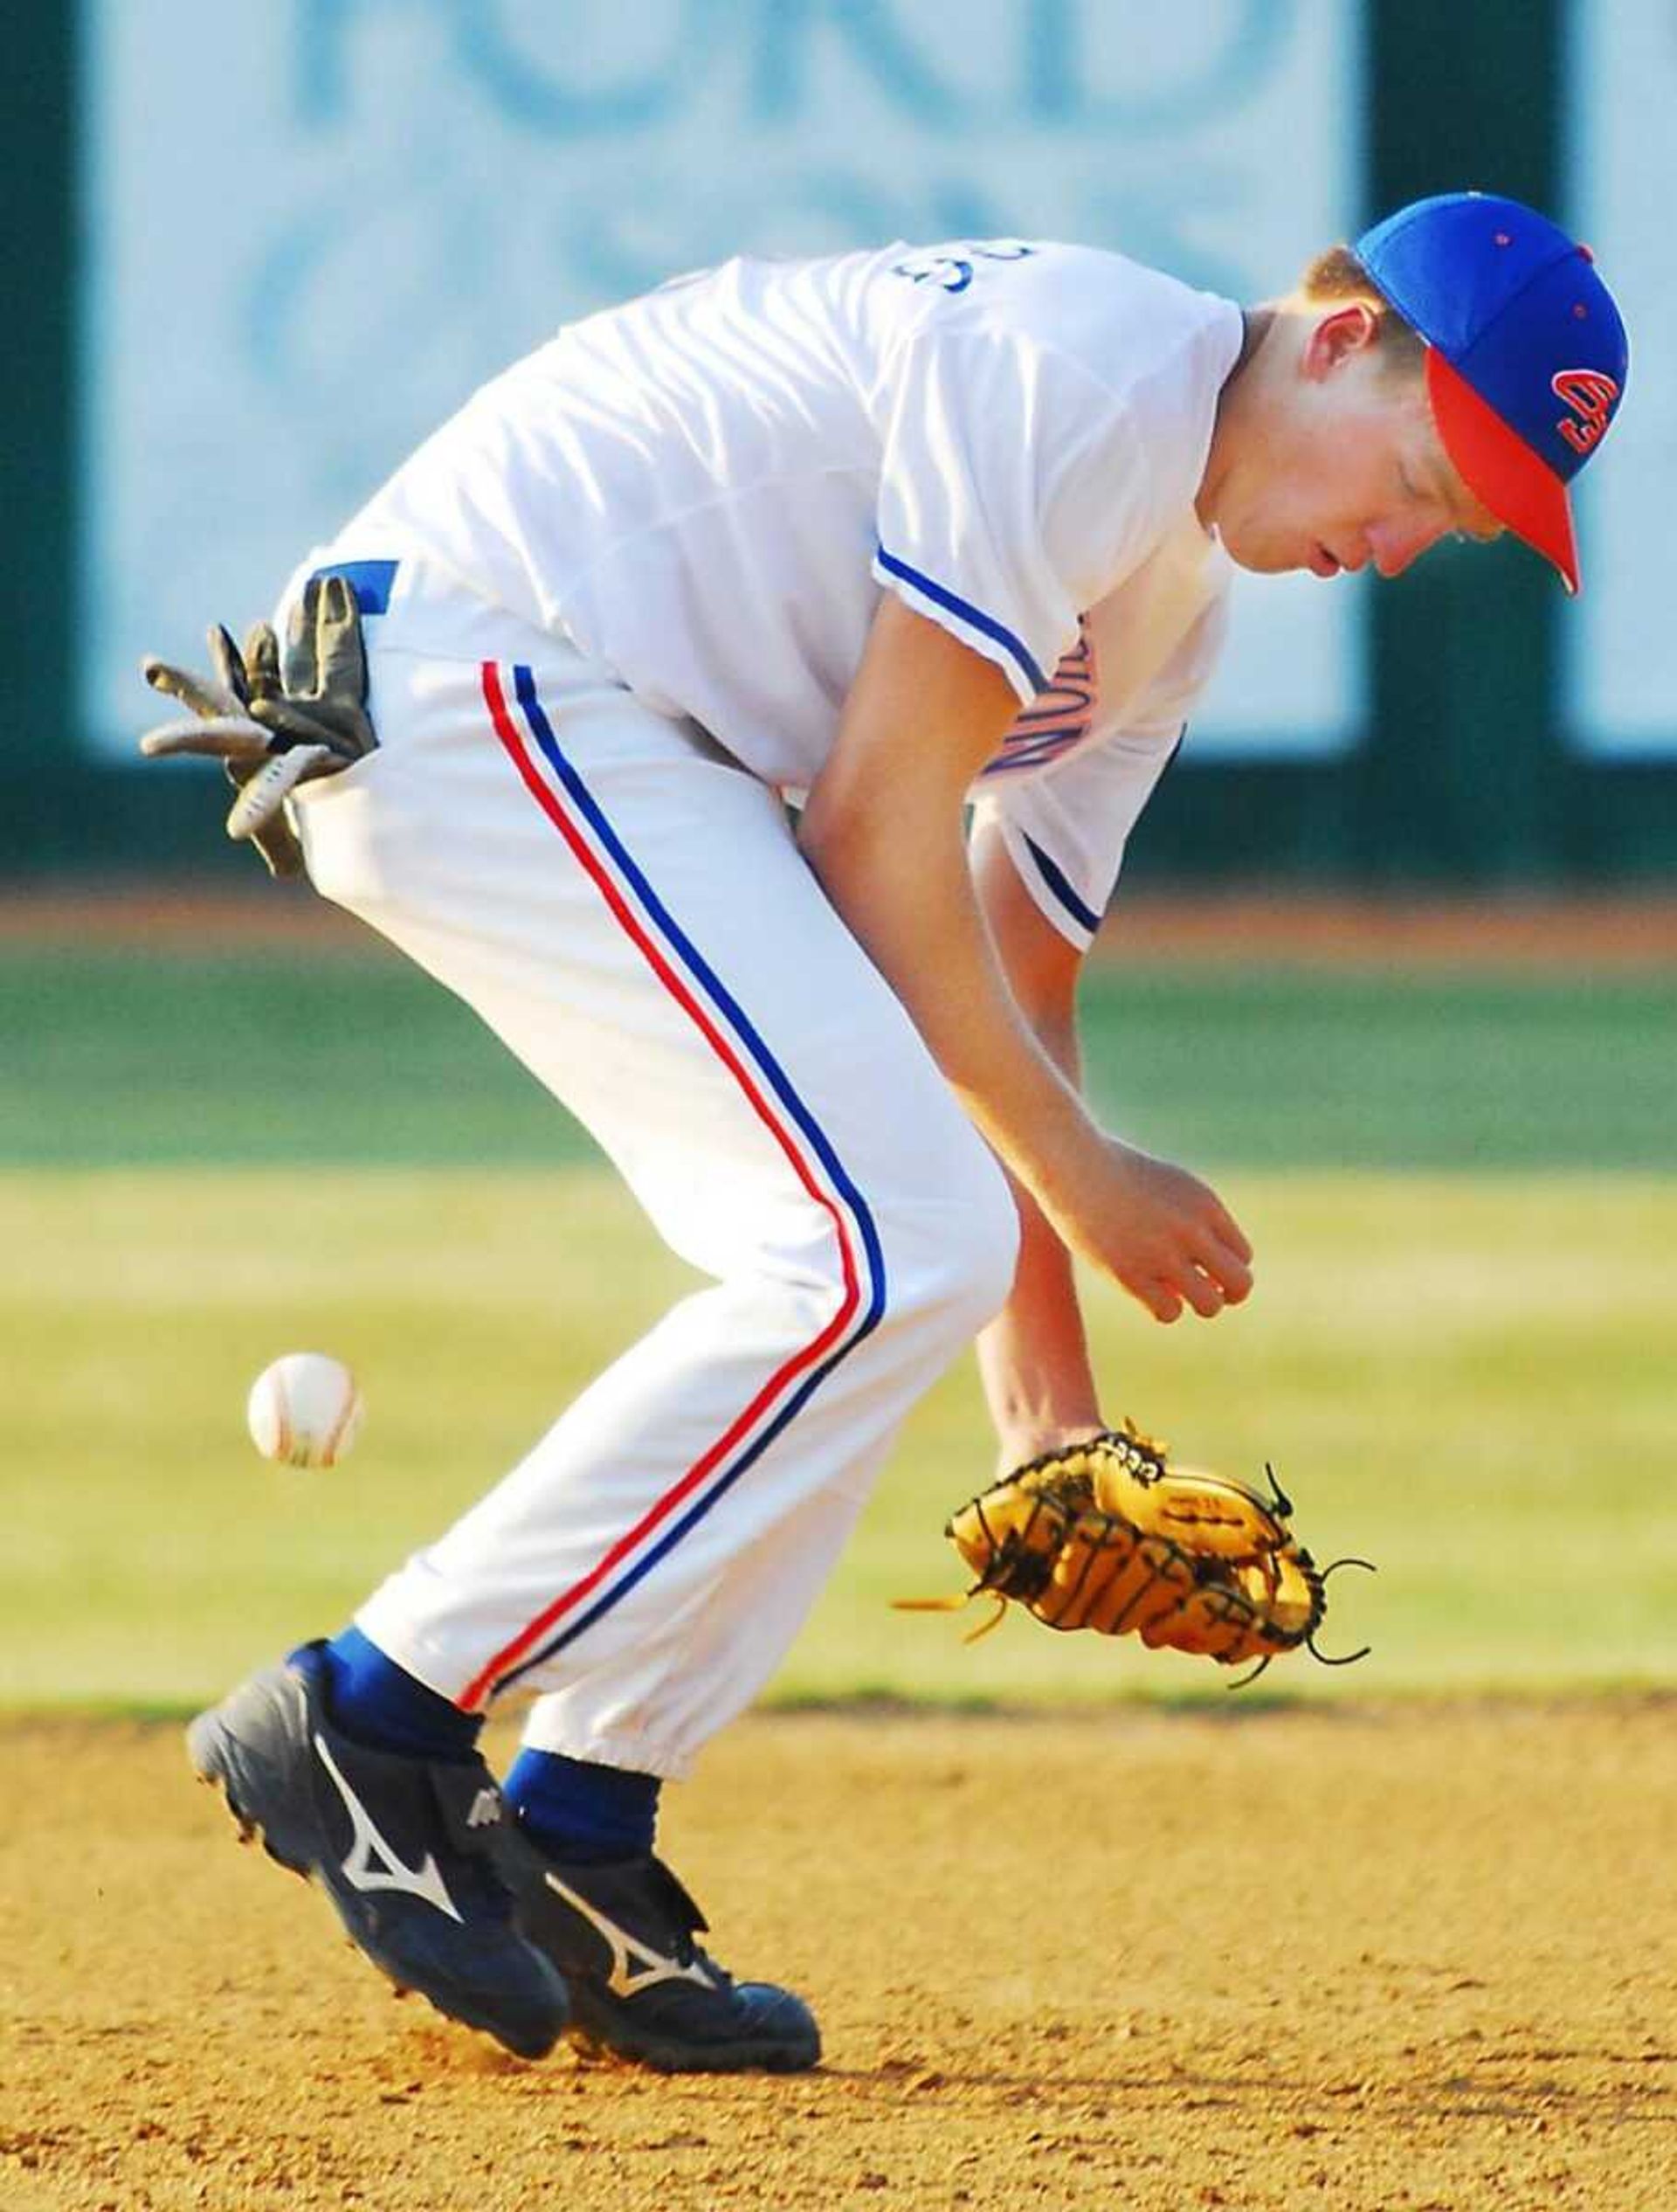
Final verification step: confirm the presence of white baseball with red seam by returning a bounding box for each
[245,1352,363,1469]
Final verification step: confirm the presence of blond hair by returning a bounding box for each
[1299,245,1427,377]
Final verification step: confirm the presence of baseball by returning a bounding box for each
[245,1351,363,1469]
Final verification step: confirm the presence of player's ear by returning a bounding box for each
[1301,301,1379,382]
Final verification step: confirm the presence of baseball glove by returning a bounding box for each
[897,1421,1372,1687]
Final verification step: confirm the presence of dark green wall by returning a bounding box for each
[8,0,1674,884]
[2,0,80,867]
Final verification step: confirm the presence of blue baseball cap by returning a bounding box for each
[1355,191,1627,593]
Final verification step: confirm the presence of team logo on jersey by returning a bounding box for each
[1551,368,1619,457]
[983,619,1096,777]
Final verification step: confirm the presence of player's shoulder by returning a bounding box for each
[883,238,1239,407]
[994,244,1238,387]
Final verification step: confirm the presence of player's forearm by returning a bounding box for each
[804,597,1253,1324]
[976,1172,1102,1468]
[975,993,1101,1465]
[797,799,1094,1210]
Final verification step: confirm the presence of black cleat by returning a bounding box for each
[187,1642,569,2060]
[517,1844,820,2073]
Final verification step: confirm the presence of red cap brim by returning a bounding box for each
[1425,350,1581,594]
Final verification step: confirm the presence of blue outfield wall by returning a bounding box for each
[5,0,1675,887]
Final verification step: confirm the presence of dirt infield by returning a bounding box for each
[2,1704,1673,2212]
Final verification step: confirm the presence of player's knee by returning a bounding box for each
[949,1149,1023,1331]
[878,1141,1020,1345]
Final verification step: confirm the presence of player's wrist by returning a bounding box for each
[962,1061,1098,1214]
[990,1416,1106,1475]
[1013,1101,1120,1241]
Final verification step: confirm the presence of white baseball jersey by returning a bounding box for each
[329,239,1242,949]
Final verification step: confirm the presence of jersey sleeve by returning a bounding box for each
[971,728,1181,951]
[873,328,1150,706]
[971,591,1229,950]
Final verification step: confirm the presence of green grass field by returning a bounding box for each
[9,944,1677,1171]
[6,937,1675,1710]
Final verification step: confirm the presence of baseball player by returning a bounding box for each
[145,194,1625,2072]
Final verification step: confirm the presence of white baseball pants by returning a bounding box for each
[289,571,1018,1780]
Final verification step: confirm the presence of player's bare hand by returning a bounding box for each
[138,577,377,878]
[1048,1137,1253,1325]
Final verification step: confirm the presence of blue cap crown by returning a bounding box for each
[1355,191,1626,485]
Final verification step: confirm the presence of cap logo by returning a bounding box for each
[1552,369,1619,456]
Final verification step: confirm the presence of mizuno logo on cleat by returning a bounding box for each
[542,1874,718,1999]
[313,1733,464,1922]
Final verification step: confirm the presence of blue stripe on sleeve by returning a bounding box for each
[1023,834,1102,937]
[308,558,399,614]
[874,545,1046,695]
